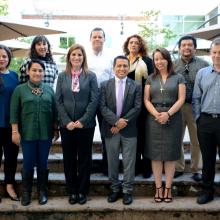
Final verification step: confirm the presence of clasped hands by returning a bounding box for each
[154,112,169,125]
[110,118,128,134]
[66,121,83,130]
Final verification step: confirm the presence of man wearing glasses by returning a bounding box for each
[173,35,209,182]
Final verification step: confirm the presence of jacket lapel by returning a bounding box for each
[109,78,116,113]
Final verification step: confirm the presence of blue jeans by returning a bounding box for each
[21,139,52,172]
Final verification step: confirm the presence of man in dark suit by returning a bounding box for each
[100,55,142,205]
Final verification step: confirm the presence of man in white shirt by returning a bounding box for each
[87,27,114,175]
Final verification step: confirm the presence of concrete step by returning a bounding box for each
[2,152,220,173]
[1,172,220,198]
[0,196,219,220]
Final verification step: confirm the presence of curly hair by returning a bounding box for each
[123,34,148,56]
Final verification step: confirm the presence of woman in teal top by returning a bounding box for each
[10,59,59,206]
[0,45,19,202]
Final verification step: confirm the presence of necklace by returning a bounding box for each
[159,79,165,94]
[27,81,43,95]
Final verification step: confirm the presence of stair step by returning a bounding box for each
[1,172,220,197]
[0,197,219,220]
[2,152,220,173]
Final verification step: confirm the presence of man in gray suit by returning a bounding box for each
[100,55,142,205]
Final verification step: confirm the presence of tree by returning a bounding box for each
[138,10,176,53]
[0,0,8,16]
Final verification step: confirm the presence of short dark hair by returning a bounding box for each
[90,27,105,39]
[113,55,129,67]
[27,59,45,71]
[0,44,12,68]
[178,35,197,49]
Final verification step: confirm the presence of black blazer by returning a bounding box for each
[100,77,142,138]
[55,71,99,128]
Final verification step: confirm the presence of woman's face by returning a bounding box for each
[127,37,140,55]
[70,48,84,70]
[35,41,49,57]
[154,51,168,72]
[28,63,44,84]
[0,49,9,72]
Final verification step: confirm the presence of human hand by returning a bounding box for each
[156,112,169,124]
[116,118,128,130]
[74,120,83,129]
[110,126,120,134]
[12,132,21,146]
[66,121,75,130]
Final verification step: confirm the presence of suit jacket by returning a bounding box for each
[100,77,142,138]
[55,70,99,128]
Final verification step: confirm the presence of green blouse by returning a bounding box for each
[10,81,57,141]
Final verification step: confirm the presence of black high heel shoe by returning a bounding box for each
[154,186,163,203]
[5,185,20,201]
[164,187,173,203]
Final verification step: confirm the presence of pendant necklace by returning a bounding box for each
[28,81,43,95]
[159,79,165,94]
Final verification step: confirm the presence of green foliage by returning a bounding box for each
[59,36,75,62]
[59,36,75,49]
[0,0,8,16]
[139,10,176,53]
[10,57,24,75]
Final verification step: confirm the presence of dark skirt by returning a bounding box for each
[144,108,182,161]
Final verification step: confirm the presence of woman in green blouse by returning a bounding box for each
[10,59,59,206]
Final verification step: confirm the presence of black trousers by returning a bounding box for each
[0,127,19,184]
[96,109,108,173]
[197,114,220,193]
[136,109,152,176]
[60,127,94,195]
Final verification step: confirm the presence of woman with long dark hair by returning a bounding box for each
[20,35,58,88]
[144,48,185,202]
[0,44,19,202]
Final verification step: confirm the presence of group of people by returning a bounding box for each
[0,27,219,207]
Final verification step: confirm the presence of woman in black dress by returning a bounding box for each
[123,34,153,178]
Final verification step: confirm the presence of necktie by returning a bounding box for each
[116,80,124,117]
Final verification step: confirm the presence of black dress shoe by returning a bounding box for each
[192,173,202,182]
[69,194,78,205]
[197,192,214,205]
[107,191,121,203]
[123,193,133,205]
[174,171,184,178]
[78,194,87,205]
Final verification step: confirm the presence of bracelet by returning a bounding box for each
[12,130,18,133]
[167,112,171,117]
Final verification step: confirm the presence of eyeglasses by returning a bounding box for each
[185,64,189,74]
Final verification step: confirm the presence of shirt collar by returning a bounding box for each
[115,76,127,83]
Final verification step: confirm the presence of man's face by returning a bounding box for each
[179,39,196,58]
[210,43,220,67]
[90,31,105,53]
[114,58,129,79]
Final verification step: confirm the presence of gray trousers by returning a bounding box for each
[105,134,137,194]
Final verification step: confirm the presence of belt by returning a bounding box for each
[202,113,220,118]
[153,103,173,108]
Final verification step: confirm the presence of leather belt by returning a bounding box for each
[202,113,220,118]
[153,103,173,108]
